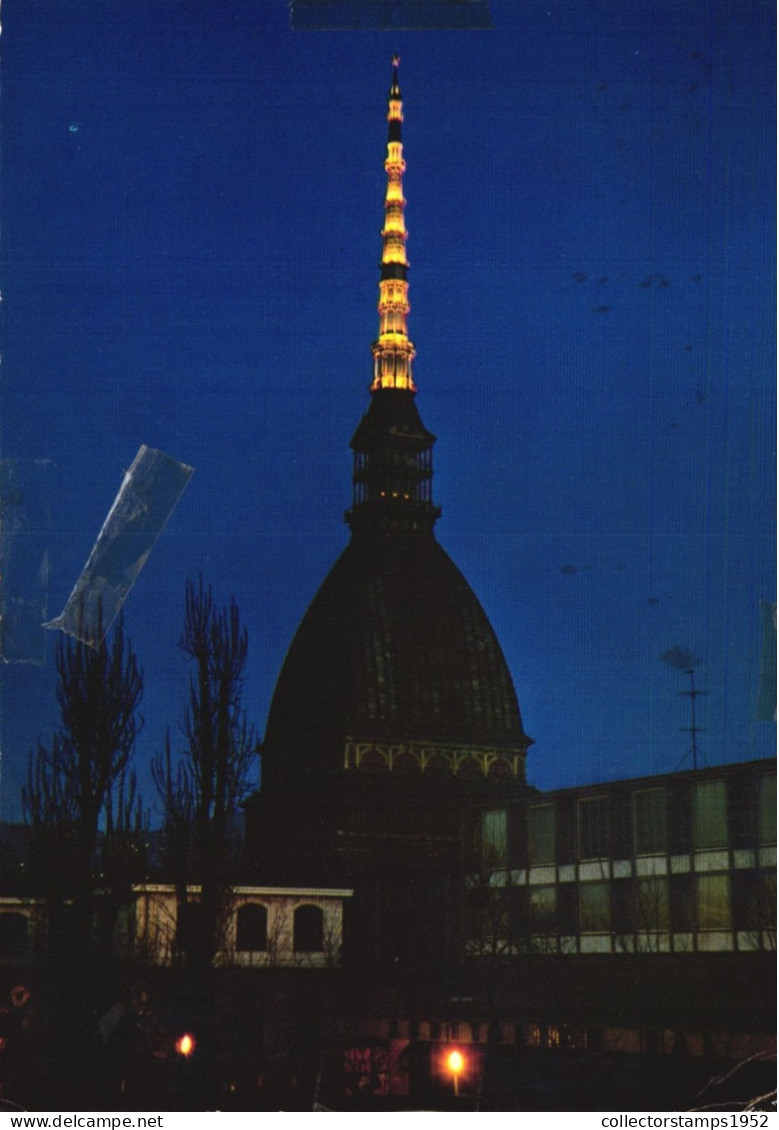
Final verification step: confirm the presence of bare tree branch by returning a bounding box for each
[24,614,144,939]
[155,577,257,972]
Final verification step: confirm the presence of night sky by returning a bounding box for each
[1,0,775,822]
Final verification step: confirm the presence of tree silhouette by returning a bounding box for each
[24,614,144,951]
[22,614,145,1099]
[153,577,256,972]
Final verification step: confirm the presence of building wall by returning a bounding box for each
[0,887,352,971]
[468,759,776,957]
[131,885,351,969]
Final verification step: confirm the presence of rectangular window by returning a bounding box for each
[758,775,777,844]
[482,809,508,866]
[694,780,728,849]
[611,880,635,935]
[634,788,667,855]
[697,874,731,930]
[636,877,670,931]
[580,882,610,932]
[528,805,556,864]
[579,797,609,859]
[529,885,557,926]
[669,874,695,932]
[556,884,578,936]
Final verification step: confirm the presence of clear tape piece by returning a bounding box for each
[45,446,194,647]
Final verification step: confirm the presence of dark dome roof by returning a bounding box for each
[262,534,529,782]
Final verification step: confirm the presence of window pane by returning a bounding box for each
[669,875,695,932]
[528,805,556,864]
[236,904,268,952]
[636,878,670,930]
[754,871,776,929]
[634,789,667,855]
[758,775,777,844]
[697,875,731,929]
[611,880,635,934]
[529,885,556,921]
[178,901,205,956]
[294,904,324,952]
[694,781,727,849]
[482,809,508,865]
[579,798,609,859]
[580,883,610,932]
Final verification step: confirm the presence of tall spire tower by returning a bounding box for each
[373,56,415,393]
[346,58,440,536]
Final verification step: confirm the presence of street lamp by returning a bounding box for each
[445,1048,465,1096]
[175,1033,196,1058]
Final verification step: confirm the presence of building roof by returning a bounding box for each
[262,532,530,784]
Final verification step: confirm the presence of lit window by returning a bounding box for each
[579,797,609,859]
[580,882,610,932]
[482,810,508,866]
[529,885,557,926]
[697,874,731,929]
[528,805,556,864]
[634,788,667,855]
[694,780,727,849]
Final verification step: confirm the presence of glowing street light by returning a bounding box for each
[175,1033,196,1058]
[446,1048,465,1096]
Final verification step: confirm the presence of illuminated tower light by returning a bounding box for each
[372,56,415,393]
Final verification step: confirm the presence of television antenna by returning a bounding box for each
[661,647,709,771]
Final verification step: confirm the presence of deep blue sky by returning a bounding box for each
[1,0,775,821]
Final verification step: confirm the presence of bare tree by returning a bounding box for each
[153,578,256,972]
[151,730,193,965]
[464,848,513,958]
[22,616,144,1102]
[464,846,559,958]
[24,614,144,951]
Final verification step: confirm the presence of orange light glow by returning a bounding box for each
[444,1047,467,1096]
[176,1033,196,1057]
[446,1049,465,1076]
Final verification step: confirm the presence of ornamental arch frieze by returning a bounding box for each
[344,739,521,779]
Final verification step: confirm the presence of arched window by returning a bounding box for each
[236,903,268,952]
[0,913,28,960]
[293,904,324,952]
[177,901,205,955]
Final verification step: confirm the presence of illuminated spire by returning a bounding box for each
[372,55,415,392]
[346,60,440,537]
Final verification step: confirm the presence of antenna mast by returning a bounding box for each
[679,665,708,771]
[661,647,709,771]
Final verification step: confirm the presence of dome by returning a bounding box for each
[262,533,530,788]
